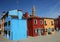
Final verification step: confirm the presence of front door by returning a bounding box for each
[7,31,10,39]
[37,28,41,36]
[48,28,51,34]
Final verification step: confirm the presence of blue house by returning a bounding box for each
[2,10,27,40]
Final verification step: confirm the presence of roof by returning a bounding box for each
[28,16,40,19]
[1,12,8,19]
[27,16,54,20]
[42,17,54,20]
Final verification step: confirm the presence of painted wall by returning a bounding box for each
[32,18,44,28]
[44,19,54,29]
[27,18,33,36]
[32,18,44,36]
[9,10,23,19]
[10,19,27,40]
[9,10,18,16]
[44,18,55,34]
[18,11,23,19]
[3,10,27,40]
[54,16,60,30]
[27,18,44,36]
[58,17,60,30]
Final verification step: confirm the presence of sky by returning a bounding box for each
[0,0,60,18]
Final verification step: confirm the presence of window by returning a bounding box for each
[51,21,54,25]
[44,21,47,25]
[9,31,10,36]
[40,20,43,25]
[8,21,10,26]
[7,31,10,36]
[4,30,7,34]
[4,30,10,37]
[48,28,51,32]
[4,22,7,26]
[34,19,37,24]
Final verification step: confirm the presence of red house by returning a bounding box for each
[23,6,44,37]
[54,19,59,31]
[27,16,44,36]
[58,16,60,30]
[54,16,60,31]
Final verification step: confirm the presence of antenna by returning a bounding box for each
[16,0,19,9]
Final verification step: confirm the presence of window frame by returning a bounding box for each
[44,21,47,26]
[51,21,54,25]
[8,21,10,26]
[40,20,43,25]
[34,19,37,24]
[4,22,7,26]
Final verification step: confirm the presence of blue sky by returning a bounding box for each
[0,0,60,18]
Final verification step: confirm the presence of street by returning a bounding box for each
[0,32,60,42]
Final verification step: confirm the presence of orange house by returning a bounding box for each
[44,18,55,35]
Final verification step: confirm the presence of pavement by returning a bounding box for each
[0,31,60,42]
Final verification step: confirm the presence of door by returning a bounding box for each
[37,28,41,36]
[7,31,10,39]
[48,28,51,34]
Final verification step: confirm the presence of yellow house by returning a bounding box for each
[44,18,55,35]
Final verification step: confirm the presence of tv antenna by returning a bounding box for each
[16,0,19,9]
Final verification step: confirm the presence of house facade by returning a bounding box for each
[1,10,27,40]
[44,18,55,35]
[27,17,44,36]
[58,16,60,30]
[54,19,59,31]
[54,16,60,31]
[23,6,44,37]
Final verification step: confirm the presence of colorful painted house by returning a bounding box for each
[44,18,55,35]
[54,19,59,31]
[58,16,60,30]
[23,6,44,37]
[27,17,44,36]
[54,16,60,31]
[1,10,27,40]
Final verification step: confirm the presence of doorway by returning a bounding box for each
[37,28,41,36]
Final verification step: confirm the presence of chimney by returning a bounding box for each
[23,12,29,18]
